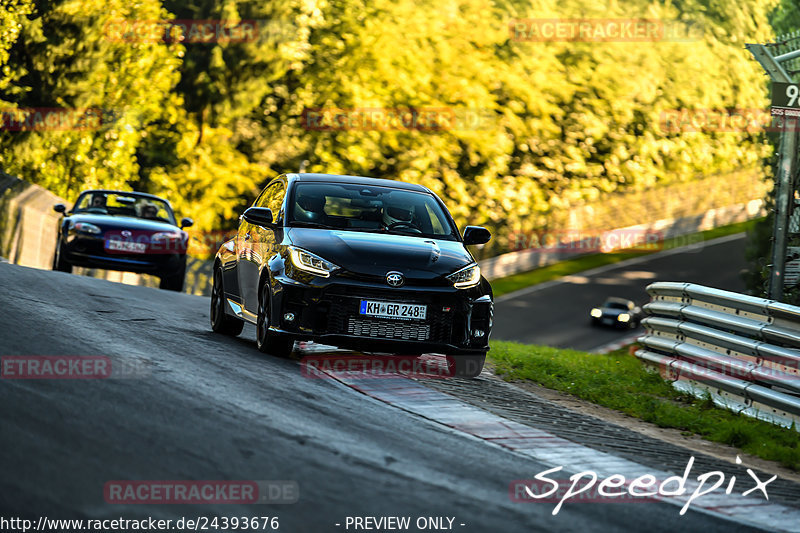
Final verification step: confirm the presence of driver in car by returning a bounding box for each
[91,194,106,209]
[140,202,158,219]
[382,204,417,231]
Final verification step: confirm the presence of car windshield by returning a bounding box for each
[72,192,176,224]
[287,182,458,240]
[604,300,630,310]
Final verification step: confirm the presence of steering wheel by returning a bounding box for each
[386,221,422,233]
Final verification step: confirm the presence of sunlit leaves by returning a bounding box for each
[0,0,781,259]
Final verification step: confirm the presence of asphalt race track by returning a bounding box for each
[493,234,748,351]
[0,262,782,532]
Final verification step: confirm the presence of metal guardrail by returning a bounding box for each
[636,282,800,430]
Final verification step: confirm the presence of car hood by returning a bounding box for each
[285,228,474,278]
[67,214,180,232]
[600,307,628,317]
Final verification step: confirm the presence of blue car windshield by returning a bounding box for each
[73,192,176,225]
[288,183,458,240]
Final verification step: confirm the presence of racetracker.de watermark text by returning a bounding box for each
[104,480,298,504]
[104,19,261,43]
[300,107,496,132]
[301,355,457,379]
[509,18,703,42]
[509,229,664,254]
[1,355,150,379]
[659,108,800,133]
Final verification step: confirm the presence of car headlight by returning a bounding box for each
[289,247,339,277]
[151,231,184,241]
[151,231,187,252]
[591,308,602,318]
[447,263,481,289]
[72,222,101,234]
[617,313,631,322]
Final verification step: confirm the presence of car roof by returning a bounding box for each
[77,190,171,204]
[285,173,431,193]
[603,297,634,306]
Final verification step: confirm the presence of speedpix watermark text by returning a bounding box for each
[511,456,776,515]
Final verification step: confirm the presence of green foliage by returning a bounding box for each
[0,0,33,92]
[0,0,784,249]
[241,0,778,250]
[0,0,183,198]
[771,0,800,34]
[743,201,774,297]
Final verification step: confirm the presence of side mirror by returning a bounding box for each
[463,226,491,246]
[53,204,66,214]
[242,207,274,228]
[180,217,194,229]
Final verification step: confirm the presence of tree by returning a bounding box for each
[0,0,183,198]
[0,0,784,261]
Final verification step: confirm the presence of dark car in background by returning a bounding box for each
[210,173,493,377]
[590,297,642,328]
[52,190,193,291]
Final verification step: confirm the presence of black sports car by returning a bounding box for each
[52,190,194,291]
[210,173,493,377]
[590,297,642,328]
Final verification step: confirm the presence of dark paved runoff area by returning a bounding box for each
[0,263,773,532]
[493,234,748,351]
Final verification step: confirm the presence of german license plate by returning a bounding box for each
[106,239,147,253]
[359,300,427,320]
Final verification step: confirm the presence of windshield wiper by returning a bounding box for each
[382,228,450,239]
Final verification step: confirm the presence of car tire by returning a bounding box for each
[159,258,186,292]
[445,354,485,378]
[256,282,294,358]
[210,266,244,336]
[52,239,72,273]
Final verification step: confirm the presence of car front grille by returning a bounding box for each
[346,317,431,341]
[326,292,455,344]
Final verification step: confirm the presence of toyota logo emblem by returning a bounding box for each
[386,271,405,287]
[121,230,132,238]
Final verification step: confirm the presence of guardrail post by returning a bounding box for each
[771,118,798,299]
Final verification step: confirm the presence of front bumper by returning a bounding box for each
[593,314,632,328]
[63,235,185,275]
[269,275,492,354]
